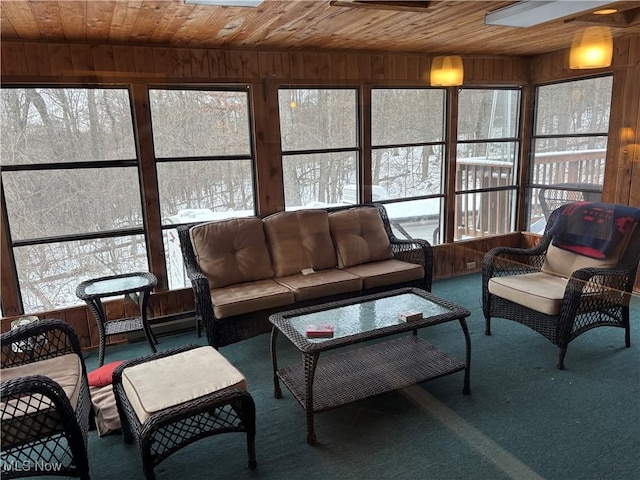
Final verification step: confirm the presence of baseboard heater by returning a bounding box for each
[126,311,197,342]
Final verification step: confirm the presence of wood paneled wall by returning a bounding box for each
[1,42,527,83]
[2,37,639,348]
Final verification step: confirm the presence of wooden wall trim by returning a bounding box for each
[0,186,21,317]
[130,84,168,290]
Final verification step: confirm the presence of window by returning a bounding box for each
[456,88,521,240]
[1,87,143,312]
[278,88,359,209]
[527,76,612,232]
[371,88,446,245]
[148,87,256,289]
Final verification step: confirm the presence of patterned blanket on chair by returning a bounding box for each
[549,202,640,259]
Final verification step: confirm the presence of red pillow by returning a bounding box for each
[87,361,124,387]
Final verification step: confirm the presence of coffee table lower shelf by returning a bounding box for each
[277,335,468,415]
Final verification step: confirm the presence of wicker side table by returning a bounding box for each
[112,345,257,480]
[76,271,158,366]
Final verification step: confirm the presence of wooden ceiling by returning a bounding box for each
[2,0,640,57]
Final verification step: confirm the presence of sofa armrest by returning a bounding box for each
[1,319,83,369]
[374,203,434,291]
[177,224,220,347]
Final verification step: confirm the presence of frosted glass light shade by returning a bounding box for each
[569,26,613,69]
[430,55,464,86]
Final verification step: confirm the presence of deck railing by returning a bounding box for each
[455,149,605,239]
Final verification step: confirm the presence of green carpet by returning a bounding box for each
[80,273,639,480]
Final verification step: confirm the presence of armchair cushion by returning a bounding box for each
[488,272,568,316]
[329,207,393,268]
[541,244,619,278]
[1,354,82,415]
[190,217,274,289]
[263,210,337,277]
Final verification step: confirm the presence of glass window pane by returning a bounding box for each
[372,89,445,145]
[282,152,358,209]
[372,147,443,198]
[455,142,518,191]
[455,190,516,240]
[531,138,607,187]
[458,89,520,140]
[15,236,148,312]
[382,198,443,245]
[1,88,135,165]
[149,89,251,157]
[279,89,357,151]
[3,167,143,241]
[157,160,255,224]
[535,77,612,135]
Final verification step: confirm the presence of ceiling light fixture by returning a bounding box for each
[430,56,464,87]
[593,9,618,15]
[485,1,614,27]
[569,26,613,69]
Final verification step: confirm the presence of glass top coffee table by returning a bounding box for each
[269,287,471,445]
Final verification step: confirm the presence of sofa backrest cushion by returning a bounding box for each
[328,207,393,268]
[189,217,274,289]
[263,210,337,277]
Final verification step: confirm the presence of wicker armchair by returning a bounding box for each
[1,319,91,479]
[483,203,640,369]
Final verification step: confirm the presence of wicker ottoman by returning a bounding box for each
[112,345,257,480]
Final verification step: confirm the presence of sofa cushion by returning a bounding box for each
[190,217,274,289]
[343,259,424,290]
[488,272,569,316]
[275,269,362,302]
[263,210,337,277]
[121,346,246,424]
[329,207,393,268]
[211,279,295,318]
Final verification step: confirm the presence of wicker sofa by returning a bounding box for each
[178,203,433,348]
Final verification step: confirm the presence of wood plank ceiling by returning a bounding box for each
[1,1,640,57]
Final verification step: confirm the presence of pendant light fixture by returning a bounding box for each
[569,26,613,69]
[430,55,464,87]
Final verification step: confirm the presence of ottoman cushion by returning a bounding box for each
[121,347,247,423]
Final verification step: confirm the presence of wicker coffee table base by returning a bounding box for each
[273,333,470,445]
